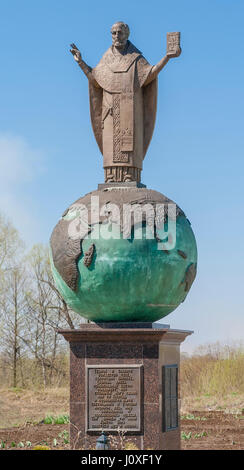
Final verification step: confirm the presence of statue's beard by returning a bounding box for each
[113,40,127,50]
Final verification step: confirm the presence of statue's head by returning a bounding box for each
[111,22,130,49]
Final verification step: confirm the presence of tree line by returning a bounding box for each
[0,212,81,389]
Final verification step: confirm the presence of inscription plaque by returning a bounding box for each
[86,365,142,432]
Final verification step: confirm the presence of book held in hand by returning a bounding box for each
[167,32,180,54]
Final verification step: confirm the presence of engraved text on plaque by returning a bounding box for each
[86,365,142,432]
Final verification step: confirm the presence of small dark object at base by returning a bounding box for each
[96,432,109,450]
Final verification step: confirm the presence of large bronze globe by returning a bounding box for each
[50,186,197,322]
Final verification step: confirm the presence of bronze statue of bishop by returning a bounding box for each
[70,22,181,183]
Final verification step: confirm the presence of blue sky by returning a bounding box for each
[0,0,244,352]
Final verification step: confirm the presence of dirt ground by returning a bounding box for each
[0,423,69,450]
[181,410,244,450]
[0,411,243,450]
[0,388,243,450]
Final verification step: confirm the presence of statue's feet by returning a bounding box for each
[123,173,133,182]
[106,173,115,183]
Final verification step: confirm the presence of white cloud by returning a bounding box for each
[0,133,46,245]
[0,134,44,186]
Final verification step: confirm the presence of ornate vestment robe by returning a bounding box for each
[89,41,157,182]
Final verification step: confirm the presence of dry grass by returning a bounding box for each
[0,387,69,429]
[181,393,244,415]
[180,341,244,415]
[181,355,244,397]
[0,354,69,390]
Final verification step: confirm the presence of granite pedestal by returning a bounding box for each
[59,322,192,450]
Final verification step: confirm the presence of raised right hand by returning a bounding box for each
[70,43,82,62]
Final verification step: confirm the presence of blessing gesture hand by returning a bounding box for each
[70,43,82,62]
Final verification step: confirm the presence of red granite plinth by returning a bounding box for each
[59,322,192,450]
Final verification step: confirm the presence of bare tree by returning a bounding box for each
[0,212,24,273]
[23,244,79,386]
[0,266,28,387]
[0,213,26,387]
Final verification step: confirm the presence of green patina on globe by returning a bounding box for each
[50,188,197,323]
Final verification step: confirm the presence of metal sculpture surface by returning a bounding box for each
[70,22,181,183]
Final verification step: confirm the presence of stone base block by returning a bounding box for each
[59,322,192,450]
